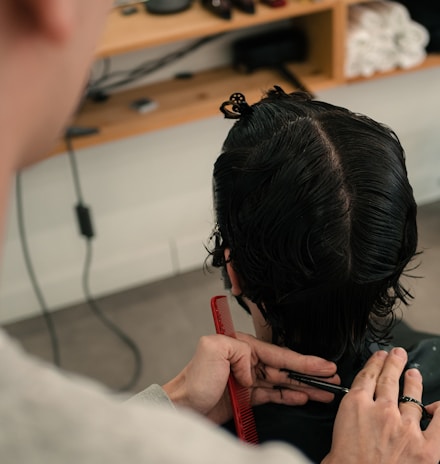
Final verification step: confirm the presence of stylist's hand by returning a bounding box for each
[163,332,338,424]
[323,347,440,464]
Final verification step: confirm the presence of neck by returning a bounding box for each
[245,298,273,343]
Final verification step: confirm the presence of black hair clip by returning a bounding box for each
[210,224,225,267]
[220,92,253,119]
[210,223,222,245]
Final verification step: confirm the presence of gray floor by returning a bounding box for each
[3,201,440,394]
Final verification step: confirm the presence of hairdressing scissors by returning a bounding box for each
[282,369,433,421]
[282,369,350,395]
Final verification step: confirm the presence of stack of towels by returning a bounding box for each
[345,1,430,78]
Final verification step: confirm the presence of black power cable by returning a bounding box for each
[15,172,61,367]
[42,32,219,388]
[87,34,222,98]
[14,30,210,387]
[65,136,143,392]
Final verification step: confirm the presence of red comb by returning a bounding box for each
[211,295,259,445]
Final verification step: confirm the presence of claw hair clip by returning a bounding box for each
[219,92,253,119]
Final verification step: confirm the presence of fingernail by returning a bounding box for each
[375,350,388,359]
[406,368,422,380]
[391,347,407,359]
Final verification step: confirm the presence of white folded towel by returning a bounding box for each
[345,1,430,78]
[367,1,411,28]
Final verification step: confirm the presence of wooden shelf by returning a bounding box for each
[347,53,440,84]
[51,61,336,156]
[341,0,374,5]
[99,0,336,57]
[47,0,439,157]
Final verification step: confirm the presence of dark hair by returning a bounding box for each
[210,88,418,361]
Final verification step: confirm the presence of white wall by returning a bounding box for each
[1,35,440,324]
[318,67,440,205]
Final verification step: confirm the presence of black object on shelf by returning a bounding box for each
[232,28,315,98]
[201,0,232,20]
[145,0,193,14]
[65,126,100,138]
[231,0,255,15]
[397,1,440,52]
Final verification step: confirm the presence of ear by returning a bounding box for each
[20,0,75,42]
[224,249,242,296]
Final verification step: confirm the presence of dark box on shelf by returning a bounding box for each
[232,28,308,73]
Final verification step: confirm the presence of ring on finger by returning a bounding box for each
[398,395,432,420]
